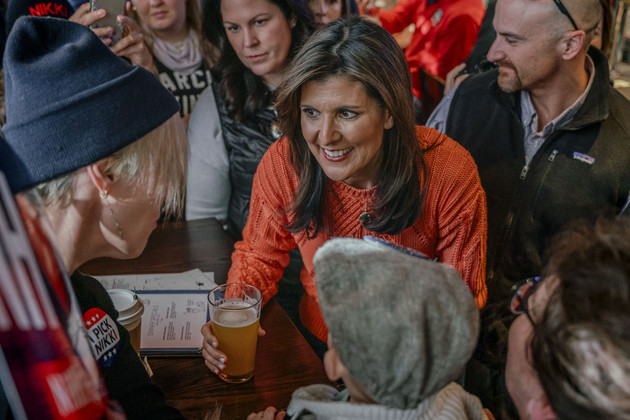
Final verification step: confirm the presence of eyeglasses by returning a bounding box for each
[510,276,542,326]
[553,0,579,31]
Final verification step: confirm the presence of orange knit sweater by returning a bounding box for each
[228,126,487,342]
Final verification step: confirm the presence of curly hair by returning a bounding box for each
[531,216,630,420]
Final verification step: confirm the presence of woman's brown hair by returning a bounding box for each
[276,17,429,236]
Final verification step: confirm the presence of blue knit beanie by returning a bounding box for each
[0,16,180,193]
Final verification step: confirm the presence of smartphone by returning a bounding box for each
[90,0,125,46]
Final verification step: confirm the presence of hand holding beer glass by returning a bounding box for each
[204,283,263,383]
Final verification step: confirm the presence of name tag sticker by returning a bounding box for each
[572,152,595,165]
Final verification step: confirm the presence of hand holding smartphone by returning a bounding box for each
[90,0,125,45]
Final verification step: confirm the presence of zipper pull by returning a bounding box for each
[548,149,558,162]
[519,165,529,180]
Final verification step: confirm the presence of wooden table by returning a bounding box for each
[81,218,235,282]
[81,218,332,420]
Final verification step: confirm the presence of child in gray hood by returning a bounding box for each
[248,236,492,420]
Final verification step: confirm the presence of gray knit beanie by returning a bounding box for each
[0,16,180,193]
[314,236,480,410]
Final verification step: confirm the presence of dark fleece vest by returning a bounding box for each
[212,82,278,238]
[445,46,630,307]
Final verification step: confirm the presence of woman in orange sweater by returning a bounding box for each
[202,17,488,373]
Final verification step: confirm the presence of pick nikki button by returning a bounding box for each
[83,307,121,368]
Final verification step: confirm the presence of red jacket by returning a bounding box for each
[377,0,485,97]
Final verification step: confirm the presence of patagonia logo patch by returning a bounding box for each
[83,308,121,368]
[572,152,595,165]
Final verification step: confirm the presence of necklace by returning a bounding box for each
[359,209,371,224]
[270,123,283,140]
[270,107,282,140]
[360,193,375,225]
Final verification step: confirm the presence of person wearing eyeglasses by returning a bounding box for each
[505,216,630,420]
[424,0,630,414]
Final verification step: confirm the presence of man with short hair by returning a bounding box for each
[428,0,630,335]
[426,0,630,414]
[506,217,630,420]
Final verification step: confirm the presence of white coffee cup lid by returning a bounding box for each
[108,289,144,323]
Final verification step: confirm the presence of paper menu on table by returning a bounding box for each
[95,270,215,356]
[137,290,209,356]
[95,269,216,291]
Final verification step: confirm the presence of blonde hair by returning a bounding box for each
[131,0,218,66]
[30,113,187,219]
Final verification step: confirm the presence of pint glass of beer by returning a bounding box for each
[208,283,262,383]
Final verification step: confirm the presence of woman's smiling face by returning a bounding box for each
[300,76,393,189]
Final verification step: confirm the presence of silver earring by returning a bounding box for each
[290,20,296,28]
[101,191,124,240]
[108,207,124,240]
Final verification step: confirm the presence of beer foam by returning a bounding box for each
[213,300,258,328]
